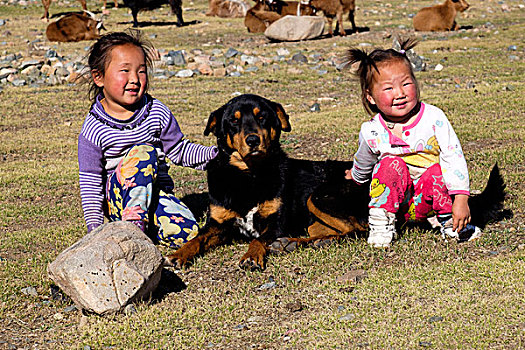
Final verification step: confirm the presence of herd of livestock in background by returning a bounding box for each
[41,0,472,42]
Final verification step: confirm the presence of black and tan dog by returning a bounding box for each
[166,94,369,270]
[167,94,509,270]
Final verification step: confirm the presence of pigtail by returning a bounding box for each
[340,48,378,76]
[398,36,418,53]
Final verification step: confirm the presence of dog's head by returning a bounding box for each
[205,94,291,169]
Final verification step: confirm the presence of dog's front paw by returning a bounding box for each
[239,253,265,271]
[165,252,188,270]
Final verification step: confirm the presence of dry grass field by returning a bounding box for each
[0,0,524,348]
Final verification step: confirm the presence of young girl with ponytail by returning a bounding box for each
[343,38,481,247]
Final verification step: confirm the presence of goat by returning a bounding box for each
[122,0,184,27]
[413,0,469,31]
[102,0,119,14]
[245,0,315,33]
[307,0,356,36]
[206,0,250,18]
[41,0,87,21]
[46,11,103,42]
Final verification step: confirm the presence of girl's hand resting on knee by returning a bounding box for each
[452,194,471,232]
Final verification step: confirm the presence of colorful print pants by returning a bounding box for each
[106,144,199,248]
[369,156,453,222]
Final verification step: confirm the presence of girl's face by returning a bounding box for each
[93,43,147,119]
[366,60,418,121]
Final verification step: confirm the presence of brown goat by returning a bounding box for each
[413,0,469,31]
[41,0,87,21]
[307,0,356,36]
[245,0,316,33]
[46,12,102,42]
[207,0,250,18]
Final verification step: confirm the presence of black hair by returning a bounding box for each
[85,30,154,103]
[341,37,420,115]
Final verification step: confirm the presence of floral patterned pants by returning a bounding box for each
[106,144,199,248]
[369,156,453,222]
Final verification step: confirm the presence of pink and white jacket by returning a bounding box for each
[351,102,470,196]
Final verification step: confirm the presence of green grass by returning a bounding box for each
[0,0,524,348]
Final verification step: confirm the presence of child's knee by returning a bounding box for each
[373,156,409,180]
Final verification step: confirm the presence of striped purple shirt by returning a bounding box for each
[78,94,217,232]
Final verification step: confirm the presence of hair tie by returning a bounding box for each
[399,49,406,54]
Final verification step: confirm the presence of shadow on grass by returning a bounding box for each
[151,268,187,302]
[117,19,200,28]
[268,25,370,43]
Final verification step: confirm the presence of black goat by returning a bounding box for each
[123,0,184,27]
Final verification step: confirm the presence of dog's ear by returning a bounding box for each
[270,101,291,132]
[205,105,225,136]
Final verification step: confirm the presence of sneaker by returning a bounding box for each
[440,218,482,242]
[368,208,397,248]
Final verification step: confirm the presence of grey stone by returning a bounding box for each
[225,48,240,58]
[21,286,38,296]
[507,45,517,51]
[19,59,43,70]
[339,313,355,321]
[176,69,194,78]
[276,48,290,56]
[21,65,40,78]
[240,54,259,65]
[64,305,77,312]
[257,281,276,290]
[47,221,163,315]
[0,68,17,79]
[309,102,320,112]
[292,52,308,63]
[265,15,324,41]
[168,50,186,65]
[11,79,26,87]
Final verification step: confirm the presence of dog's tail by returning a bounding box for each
[468,163,511,229]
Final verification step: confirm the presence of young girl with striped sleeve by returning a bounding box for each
[78,31,217,248]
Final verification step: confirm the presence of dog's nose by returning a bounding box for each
[246,135,261,148]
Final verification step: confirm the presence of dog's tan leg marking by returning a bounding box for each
[210,204,240,223]
[307,196,367,234]
[257,198,282,218]
[307,221,340,238]
[239,239,268,270]
[271,196,367,251]
[166,225,228,269]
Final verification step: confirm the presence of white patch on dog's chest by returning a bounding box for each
[235,207,260,238]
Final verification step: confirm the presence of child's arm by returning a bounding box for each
[346,127,378,184]
[452,194,471,232]
[78,134,105,232]
[161,110,217,170]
